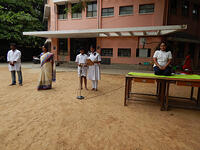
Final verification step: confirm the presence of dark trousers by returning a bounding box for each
[11,70,23,84]
[154,66,172,76]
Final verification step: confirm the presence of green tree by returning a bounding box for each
[0,0,45,47]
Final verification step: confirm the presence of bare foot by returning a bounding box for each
[95,89,98,91]
[85,87,88,90]
[91,88,95,91]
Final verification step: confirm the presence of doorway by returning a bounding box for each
[70,38,96,61]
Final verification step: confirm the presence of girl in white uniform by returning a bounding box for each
[87,46,101,91]
[75,48,88,90]
[153,42,172,76]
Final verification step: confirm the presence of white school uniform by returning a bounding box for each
[153,50,172,67]
[87,52,101,81]
[75,53,88,77]
[7,49,22,71]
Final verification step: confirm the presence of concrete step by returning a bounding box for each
[56,61,153,71]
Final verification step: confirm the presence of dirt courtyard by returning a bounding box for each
[0,66,200,150]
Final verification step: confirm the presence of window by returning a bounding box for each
[118,48,131,57]
[101,48,113,56]
[182,0,189,16]
[58,39,68,55]
[192,4,199,19]
[136,48,151,58]
[58,5,67,19]
[102,7,114,17]
[87,2,97,17]
[139,4,154,14]
[119,6,133,15]
[169,0,177,15]
[71,3,82,19]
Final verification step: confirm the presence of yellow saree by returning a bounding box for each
[37,52,56,90]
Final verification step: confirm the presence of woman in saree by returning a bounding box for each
[182,51,192,74]
[37,45,56,90]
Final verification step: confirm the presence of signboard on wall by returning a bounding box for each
[136,48,151,58]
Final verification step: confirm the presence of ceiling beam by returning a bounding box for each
[116,32,122,36]
[160,30,177,35]
[102,33,110,36]
[129,31,134,36]
[133,32,144,36]
[109,33,119,37]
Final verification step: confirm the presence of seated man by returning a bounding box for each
[153,42,172,76]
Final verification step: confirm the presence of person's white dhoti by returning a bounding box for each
[78,66,87,77]
[75,53,88,77]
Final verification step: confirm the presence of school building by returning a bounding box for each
[23,0,200,68]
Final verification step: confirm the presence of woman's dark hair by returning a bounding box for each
[43,44,49,51]
[90,45,96,51]
[156,41,170,52]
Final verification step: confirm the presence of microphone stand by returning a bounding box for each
[77,64,84,100]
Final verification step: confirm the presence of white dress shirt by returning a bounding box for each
[75,53,88,65]
[7,49,22,71]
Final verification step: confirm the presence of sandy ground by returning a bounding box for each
[0,66,200,150]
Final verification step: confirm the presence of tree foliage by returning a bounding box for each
[0,0,45,47]
[64,0,89,14]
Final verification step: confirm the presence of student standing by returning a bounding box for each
[75,48,88,90]
[87,45,101,91]
[153,42,172,76]
[7,43,23,86]
[37,45,56,90]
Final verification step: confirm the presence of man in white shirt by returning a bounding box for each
[7,43,23,86]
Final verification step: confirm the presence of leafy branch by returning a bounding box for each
[64,0,90,14]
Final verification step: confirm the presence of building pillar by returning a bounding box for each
[68,3,72,20]
[54,4,58,31]
[97,0,102,29]
[96,37,101,54]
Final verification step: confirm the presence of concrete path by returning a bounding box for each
[0,62,153,75]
